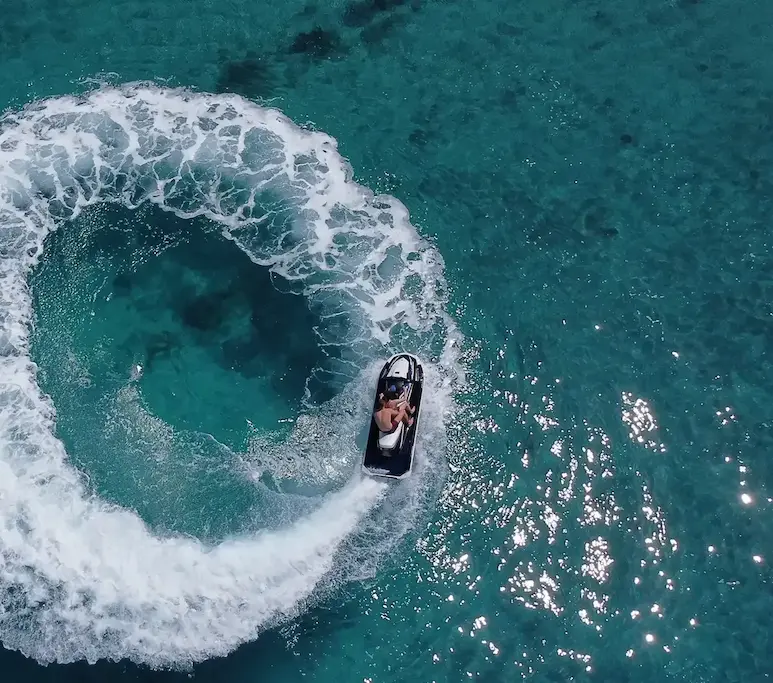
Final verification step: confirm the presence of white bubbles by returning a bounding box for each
[0,84,456,367]
[0,85,463,667]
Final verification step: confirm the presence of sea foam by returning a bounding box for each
[0,84,461,666]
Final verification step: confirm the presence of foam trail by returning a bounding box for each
[0,364,388,666]
[0,84,462,666]
[0,85,455,374]
[0,429,386,664]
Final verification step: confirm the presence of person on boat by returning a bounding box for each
[374,389,415,432]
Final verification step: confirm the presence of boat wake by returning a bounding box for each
[0,84,461,666]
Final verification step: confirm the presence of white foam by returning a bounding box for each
[0,83,462,666]
[0,84,454,368]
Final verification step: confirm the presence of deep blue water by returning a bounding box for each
[1,0,772,681]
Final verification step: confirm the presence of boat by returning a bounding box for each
[362,353,423,480]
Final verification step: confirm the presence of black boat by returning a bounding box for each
[362,353,423,480]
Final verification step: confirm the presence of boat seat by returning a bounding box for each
[378,422,404,451]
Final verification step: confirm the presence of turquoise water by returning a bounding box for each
[0,0,772,681]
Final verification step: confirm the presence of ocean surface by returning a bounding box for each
[0,0,772,681]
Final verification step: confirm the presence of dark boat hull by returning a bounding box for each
[362,354,423,479]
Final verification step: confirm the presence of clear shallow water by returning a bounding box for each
[0,0,772,682]
[30,203,326,538]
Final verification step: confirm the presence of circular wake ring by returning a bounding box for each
[0,84,461,666]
